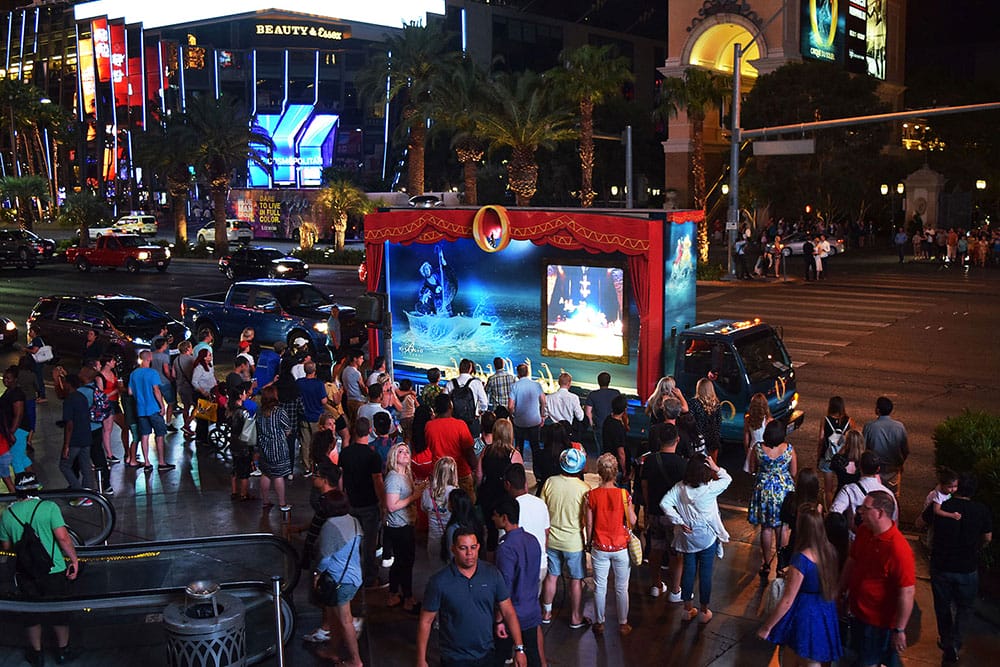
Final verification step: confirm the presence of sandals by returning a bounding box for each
[386,594,403,608]
[569,617,592,630]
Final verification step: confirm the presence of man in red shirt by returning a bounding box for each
[424,393,478,502]
[841,490,916,667]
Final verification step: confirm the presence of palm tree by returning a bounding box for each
[59,188,110,247]
[314,180,373,252]
[547,45,634,207]
[657,67,730,261]
[474,71,577,206]
[186,94,272,255]
[357,23,458,196]
[133,111,198,245]
[434,57,488,205]
[0,174,49,231]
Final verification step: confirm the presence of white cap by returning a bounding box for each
[292,337,309,347]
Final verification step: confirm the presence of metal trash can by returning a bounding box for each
[164,581,247,667]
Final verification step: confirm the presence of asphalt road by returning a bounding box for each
[2,245,997,523]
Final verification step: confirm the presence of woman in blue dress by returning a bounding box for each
[749,420,797,579]
[758,503,842,666]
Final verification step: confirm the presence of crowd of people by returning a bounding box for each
[0,331,993,666]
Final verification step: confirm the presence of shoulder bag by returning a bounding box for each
[620,489,643,567]
[32,345,53,364]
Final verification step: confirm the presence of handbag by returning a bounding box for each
[314,519,360,598]
[32,345,53,364]
[620,489,643,567]
[239,413,257,446]
[194,398,218,422]
[764,575,786,615]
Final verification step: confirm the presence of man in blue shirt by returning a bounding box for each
[584,371,620,451]
[58,375,95,505]
[508,364,546,460]
[128,350,174,471]
[493,496,545,667]
[296,361,328,476]
[417,528,527,667]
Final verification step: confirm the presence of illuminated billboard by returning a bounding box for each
[249,104,339,188]
[801,0,845,64]
[544,263,627,364]
[802,0,887,79]
[866,0,886,79]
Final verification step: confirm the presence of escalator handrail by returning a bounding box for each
[72,533,302,593]
[0,490,116,546]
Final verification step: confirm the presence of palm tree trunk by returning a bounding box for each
[171,190,188,245]
[407,117,425,196]
[212,186,229,256]
[691,118,709,262]
[334,214,347,253]
[508,146,538,207]
[579,99,595,208]
[462,159,478,206]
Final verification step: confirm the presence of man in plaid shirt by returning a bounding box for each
[485,357,515,411]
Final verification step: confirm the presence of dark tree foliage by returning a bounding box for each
[741,62,891,223]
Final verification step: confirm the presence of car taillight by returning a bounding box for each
[180,303,185,318]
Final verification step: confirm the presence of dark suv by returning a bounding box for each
[0,228,40,269]
[27,295,190,367]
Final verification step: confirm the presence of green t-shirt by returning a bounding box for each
[0,499,67,574]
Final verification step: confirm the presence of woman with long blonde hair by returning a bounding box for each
[384,442,420,612]
[690,377,722,459]
[758,503,842,665]
[645,376,688,423]
[477,418,523,555]
[421,456,458,563]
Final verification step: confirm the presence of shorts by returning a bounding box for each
[546,548,585,580]
[232,451,252,480]
[317,580,359,608]
[817,457,834,474]
[178,385,195,408]
[647,514,675,552]
[24,400,36,431]
[137,412,167,437]
[0,451,12,476]
[17,571,71,625]
[851,619,901,667]
[160,383,176,404]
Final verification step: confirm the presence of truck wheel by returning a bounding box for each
[126,259,140,273]
[18,247,36,269]
[76,257,91,273]
[782,247,792,257]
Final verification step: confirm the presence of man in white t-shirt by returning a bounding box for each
[831,451,898,533]
[505,463,550,583]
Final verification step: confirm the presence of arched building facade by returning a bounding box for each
[660,0,907,209]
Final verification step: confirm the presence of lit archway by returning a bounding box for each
[688,22,760,80]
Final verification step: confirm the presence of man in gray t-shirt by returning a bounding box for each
[150,337,177,433]
[340,350,367,425]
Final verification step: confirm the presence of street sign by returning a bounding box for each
[726,221,738,231]
[752,138,816,155]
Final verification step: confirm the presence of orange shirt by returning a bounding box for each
[424,417,475,477]
[587,486,630,551]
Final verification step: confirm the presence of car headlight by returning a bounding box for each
[313,321,328,334]
[790,392,799,410]
[137,251,150,260]
[302,264,309,271]
[164,248,171,258]
[4,321,14,331]
[275,265,290,273]
[133,336,150,346]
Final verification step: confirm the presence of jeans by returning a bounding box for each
[59,446,95,490]
[89,428,110,490]
[493,624,542,667]
[592,547,630,624]
[350,504,382,587]
[33,362,45,399]
[384,523,415,598]
[513,424,540,457]
[931,569,978,653]
[681,541,718,607]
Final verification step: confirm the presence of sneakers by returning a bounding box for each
[158,464,176,471]
[667,589,684,603]
[302,627,330,643]
[698,609,713,624]
[381,556,395,569]
[279,505,292,512]
[250,468,262,477]
[107,455,121,464]
[649,582,667,598]
[352,617,364,635]
[69,497,93,508]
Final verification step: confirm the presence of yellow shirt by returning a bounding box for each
[540,475,589,552]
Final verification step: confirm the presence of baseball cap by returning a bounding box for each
[14,473,41,493]
[559,448,586,475]
[292,337,309,348]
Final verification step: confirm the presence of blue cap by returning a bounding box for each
[559,448,586,475]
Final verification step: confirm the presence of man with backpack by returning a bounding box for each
[57,374,97,506]
[443,358,487,438]
[0,473,80,666]
[78,366,113,496]
[830,451,898,537]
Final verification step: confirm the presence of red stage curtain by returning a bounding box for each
[365,241,384,355]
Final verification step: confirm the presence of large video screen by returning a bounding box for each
[248,104,339,187]
[543,263,627,364]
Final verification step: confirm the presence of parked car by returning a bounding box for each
[113,214,158,236]
[767,232,847,257]
[0,228,40,269]
[66,234,171,273]
[0,315,17,349]
[27,294,189,368]
[218,246,308,280]
[196,219,254,244]
[181,279,364,364]
[21,229,57,260]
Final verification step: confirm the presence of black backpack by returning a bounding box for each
[10,502,55,581]
[451,378,478,431]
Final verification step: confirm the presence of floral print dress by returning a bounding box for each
[748,443,794,527]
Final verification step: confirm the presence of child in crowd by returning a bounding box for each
[917,467,961,529]
[372,412,396,469]
[397,379,417,443]
[420,368,442,407]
